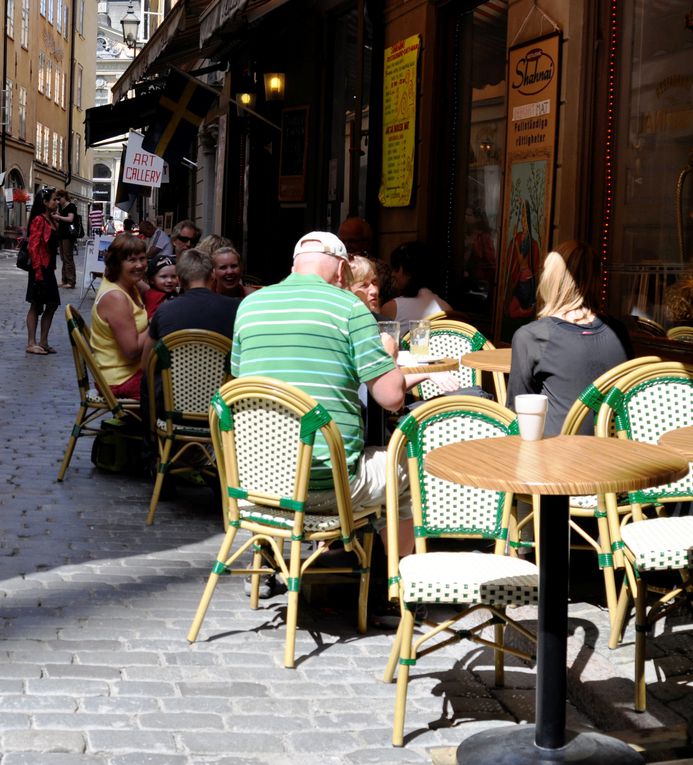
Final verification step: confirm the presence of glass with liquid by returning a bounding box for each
[409,320,431,358]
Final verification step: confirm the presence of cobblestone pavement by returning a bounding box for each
[0,253,691,764]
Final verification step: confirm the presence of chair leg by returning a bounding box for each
[383,616,404,683]
[494,619,505,687]
[634,580,648,712]
[187,526,238,642]
[283,538,303,669]
[596,512,618,625]
[357,526,374,635]
[609,580,632,649]
[392,608,416,747]
[248,544,264,610]
[57,410,87,481]
[146,439,172,526]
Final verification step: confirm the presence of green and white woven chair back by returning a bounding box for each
[405,328,484,400]
[230,396,304,500]
[408,409,511,538]
[169,342,229,416]
[611,376,693,502]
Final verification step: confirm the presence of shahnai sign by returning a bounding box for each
[123,131,165,188]
[495,32,561,343]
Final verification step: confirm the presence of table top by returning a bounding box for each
[425,434,688,495]
[658,425,693,461]
[460,348,512,373]
[397,355,458,374]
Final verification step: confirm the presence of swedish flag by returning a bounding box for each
[142,69,218,164]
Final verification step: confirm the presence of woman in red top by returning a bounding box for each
[25,187,60,354]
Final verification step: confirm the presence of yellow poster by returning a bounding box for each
[378,35,420,208]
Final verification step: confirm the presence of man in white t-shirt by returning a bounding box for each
[139,220,173,259]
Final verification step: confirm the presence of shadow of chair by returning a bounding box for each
[402,319,506,404]
[595,360,693,711]
[144,329,232,526]
[381,395,538,746]
[187,376,380,668]
[57,304,141,481]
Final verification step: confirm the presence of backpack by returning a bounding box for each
[69,212,85,240]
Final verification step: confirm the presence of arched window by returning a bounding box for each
[92,162,111,179]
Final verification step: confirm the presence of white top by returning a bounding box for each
[394,288,452,322]
[150,228,173,258]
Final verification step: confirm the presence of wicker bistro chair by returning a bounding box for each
[187,376,380,668]
[401,319,507,404]
[57,304,141,481]
[595,361,693,711]
[144,329,232,525]
[666,325,693,343]
[519,357,661,622]
[382,396,538,746]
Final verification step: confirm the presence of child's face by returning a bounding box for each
[151,265,178,294]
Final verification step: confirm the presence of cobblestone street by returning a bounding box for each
[0,253,691,764]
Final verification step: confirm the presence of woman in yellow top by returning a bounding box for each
[91,234,149,399]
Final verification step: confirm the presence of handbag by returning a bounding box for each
[16,239,30,271]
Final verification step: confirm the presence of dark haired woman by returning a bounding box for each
[90,234,149,399]
[54,189,77,289]
[25,187,60,355]
[380,240,452,321]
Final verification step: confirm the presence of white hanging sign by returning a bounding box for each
[122,131,165,187]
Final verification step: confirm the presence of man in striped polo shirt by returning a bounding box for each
[231,231,408,519]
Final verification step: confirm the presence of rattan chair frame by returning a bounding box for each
[187,376,379,668]
[401,319,506,404]
[57,304,141,481]
[666,325,693,343]
[518,357,661,622]
[144,329,232,525]
[595,361,693,712]
[382,395,537,746]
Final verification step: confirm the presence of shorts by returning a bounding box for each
[110,369,143,400]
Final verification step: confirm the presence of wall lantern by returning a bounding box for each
[263,72,286,101]
[120,1,141,52]
[236,91,257,115]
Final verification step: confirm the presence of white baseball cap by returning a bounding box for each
[293,231,349,262]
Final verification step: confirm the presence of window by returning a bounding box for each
[58,135,64,170]
[52,132,58,167]
[75,64,82,109]
[47,0,54,24]
[40,0,46,17]
[78,0,84,36]
[43,125,50,163]
[18,87,26,140]
[56,0,62,32]
[54,68,61,104]
[45,59,52,100]
[20,0,29,48]
[4,80,12,134]
[95,78,109,108]
[6,0,14,38]
[73,131,81,176]
[38,53,45,94]
[61,70,66,108]
[63,3,68,39]
[36,123,42,158]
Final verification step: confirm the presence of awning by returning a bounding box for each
[199,0,291,47]
[112,0,217,102]
[85,92,161,147]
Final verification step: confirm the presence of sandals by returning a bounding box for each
[41,345,57,354]
[26,345,48,355]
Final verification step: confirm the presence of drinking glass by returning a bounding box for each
[515,394,548,441]
[409,320,431,358]
[377,321,400,357]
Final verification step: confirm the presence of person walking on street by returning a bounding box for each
[54,189,77,289]
[25,187,60,355]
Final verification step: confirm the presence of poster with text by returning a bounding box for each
[378,35,420,208]
[495,32,561,343]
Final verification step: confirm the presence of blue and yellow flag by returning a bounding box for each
[142,69,218,164]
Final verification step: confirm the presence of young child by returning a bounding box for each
[143,255,178,319]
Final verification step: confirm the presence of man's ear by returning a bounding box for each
[335,259,352,289]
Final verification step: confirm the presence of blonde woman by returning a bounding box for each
[349,255,381,314]
[506,240,631,435]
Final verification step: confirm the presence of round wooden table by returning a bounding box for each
[396,355,458,374]
[658,425,693,460]
[460,347,511,374]
[425,434,688,765]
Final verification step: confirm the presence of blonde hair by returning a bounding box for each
[537,240,601,319]
[349,255,376,284]
[197,234,233,255]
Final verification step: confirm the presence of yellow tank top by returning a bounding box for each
[91,278,148,386]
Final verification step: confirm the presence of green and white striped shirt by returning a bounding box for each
[231,272,395,488]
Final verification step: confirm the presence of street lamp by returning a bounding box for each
[120,1,141,54]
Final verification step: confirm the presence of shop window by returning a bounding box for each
[610,0,693,343]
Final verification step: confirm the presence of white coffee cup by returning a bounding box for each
[515,394,548,441]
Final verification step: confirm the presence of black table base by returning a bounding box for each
[455,725,644,764]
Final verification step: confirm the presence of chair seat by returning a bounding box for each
[239,503,377,532]
[86,388,138,406]
[621,516,693,572]
[155,418,211,437]
[399,551,538,606]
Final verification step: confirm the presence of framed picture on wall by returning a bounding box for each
[495,32,561,344]
[279,106,309,202]
[163,212,173,234]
